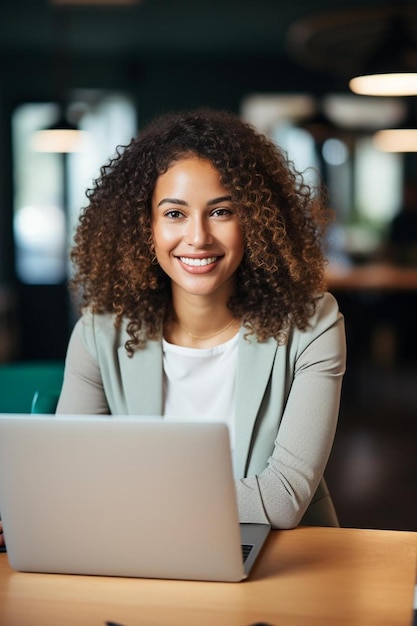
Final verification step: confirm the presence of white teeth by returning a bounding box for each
[179,256,218,267]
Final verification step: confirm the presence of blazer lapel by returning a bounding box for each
[117,332,277,475]
[118,340,164,416]
[234,332,278,477]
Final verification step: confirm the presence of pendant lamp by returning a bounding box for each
[286,4,417,94]
[349,14,417,96]
[373,101,417,152]
[31,112,89,153]
[31,6,88,153]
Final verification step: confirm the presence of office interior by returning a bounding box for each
[0,0,416,532]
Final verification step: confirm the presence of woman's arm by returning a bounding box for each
[56,316,110,415]
[236,295,346,529]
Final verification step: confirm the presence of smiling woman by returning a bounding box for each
[151,157,244,342]
[52,108,346,532]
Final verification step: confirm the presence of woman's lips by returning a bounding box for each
[176,256,221,273]
[179,256,218,266]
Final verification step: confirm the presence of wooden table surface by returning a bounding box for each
[0,526,416,626]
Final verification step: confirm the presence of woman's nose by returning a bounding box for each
[185,216,213,247]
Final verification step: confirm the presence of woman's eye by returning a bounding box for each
[164,210,184,219]
[211,207,232,217]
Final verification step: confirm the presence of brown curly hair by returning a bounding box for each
[70,107,332,355]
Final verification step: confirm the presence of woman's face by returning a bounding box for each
[151,156,244,300]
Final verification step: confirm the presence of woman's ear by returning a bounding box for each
[148,236,158,265]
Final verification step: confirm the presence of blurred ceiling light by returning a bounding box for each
[240,94,316,134]
[350,73,417,97]
[349,14,417,96]
[323,95,406,130]
[31,118,89,153]
[373,128,417,152]
[286,5,417,90]
[373,103,417,152]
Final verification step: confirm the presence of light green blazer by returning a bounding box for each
[57,292,346,529]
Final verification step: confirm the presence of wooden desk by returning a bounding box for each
[325,262,417,291]
[0,527,416,626]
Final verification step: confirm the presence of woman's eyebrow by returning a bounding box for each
[157,198,188,208]
[157,195,232,208]
[207,195,232,206]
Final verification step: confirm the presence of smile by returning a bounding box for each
[179,256,218,267]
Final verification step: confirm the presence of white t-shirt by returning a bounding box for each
[162,333,239,447]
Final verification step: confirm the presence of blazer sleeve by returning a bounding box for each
[235,293,346,529]
[56,313,110,414]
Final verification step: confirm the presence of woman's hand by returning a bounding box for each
[0,520,5,548]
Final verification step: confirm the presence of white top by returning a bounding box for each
[162,333,239,446]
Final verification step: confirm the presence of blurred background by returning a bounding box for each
[0,0,416,531]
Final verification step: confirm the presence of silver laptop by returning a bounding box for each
[0,414,270,582]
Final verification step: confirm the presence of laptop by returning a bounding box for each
[0,414,270,582]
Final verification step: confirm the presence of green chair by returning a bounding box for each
[0,361,64,414]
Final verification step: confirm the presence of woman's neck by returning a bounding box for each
[165,291,239,348]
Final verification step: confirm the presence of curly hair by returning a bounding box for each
[70,107,332,355]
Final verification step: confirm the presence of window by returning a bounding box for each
[12,93,137,284]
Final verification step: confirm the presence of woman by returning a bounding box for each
[56,107,346,529]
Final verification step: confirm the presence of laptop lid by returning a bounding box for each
[0,415,269,582]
